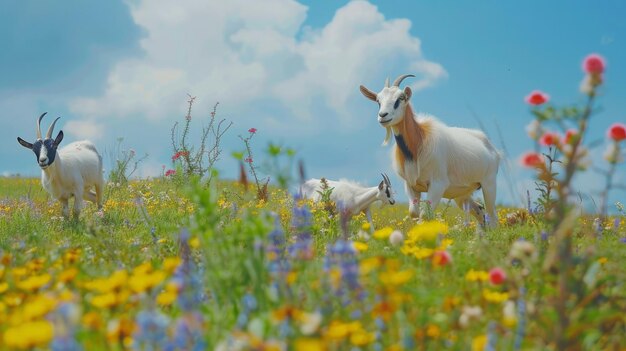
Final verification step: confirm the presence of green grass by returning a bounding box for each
[0,176,624,350]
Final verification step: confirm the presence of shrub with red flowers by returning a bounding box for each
[519,53,626,349]
[170,95,232,184]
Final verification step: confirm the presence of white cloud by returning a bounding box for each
[68,0,447,134]
[64,120,105,141]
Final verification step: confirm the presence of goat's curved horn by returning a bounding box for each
[382,173,391,186]
[392,74,415,87]
[384,77,390,88]
[36,112,47,139]
[45,117,61,139]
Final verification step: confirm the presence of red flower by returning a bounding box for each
[248,128,257,134]
[563,129,579,145]
[607,123,626,142]
[525,90,549,106]
[489,267,507,285]
[245,157,253,163]
[520,152,544,168]
[172,151,189,161]
[432,250,452,266]
[539,132,560,147]
[582,54,606,75]
[165,169,176,177]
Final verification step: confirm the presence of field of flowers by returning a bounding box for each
[0,53,625,350]
[0,174,624,350]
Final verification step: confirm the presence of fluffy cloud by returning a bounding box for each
[69,0,447,134]
[63,120,105,141]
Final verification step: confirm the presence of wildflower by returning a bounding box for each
[406,220,448,244]
[16,273,51,291]
[603,143,623,164]
[431,250,452,266]
[539,131,560,147]
[525,119,543,140]
[165,169,176,177]
[563,129,579,145]
[459,305,482,328]
[582,53,606,74]
[389,230,404,246]
[519,152,544,168]
[465,269,489,282]
[508,240,537,263]
[248,128,257,134]
[352,241,368,252]
[379,270,413,285]
[502,300,517,328]
[373,227,393,240]
[482,289,509,303]
[244,157,253,164]
[50,303,81,351]
[172,151,189,161]
[133,310,170,351]
[471,335,487,351]
[607,123,626,142]
[488,267,507,285]
[525,90,549,106]
[3,320,54,349]
[299,311,323,335]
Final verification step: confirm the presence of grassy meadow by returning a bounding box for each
[0,173,624,350]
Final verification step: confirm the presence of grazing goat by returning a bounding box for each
[360,74,501,227]
[301,174,395,230]
[17,113,104,218]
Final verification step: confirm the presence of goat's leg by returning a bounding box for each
[425,180,448,220]
[60,198,70,218]
[83,188,97,203]
[454,196,486,226]
[405,182,421,219]
[481,177,498,227]
[95,180,104,209]
[72,190,83,218]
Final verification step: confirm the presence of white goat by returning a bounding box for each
[17,113,104,218]
[301,174,395,230]
[360,74,501,227]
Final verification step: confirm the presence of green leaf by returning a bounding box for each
[231,151,244,160]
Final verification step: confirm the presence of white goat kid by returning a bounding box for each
[18,113,104,218]
[301,174,395,230]
[360,74,501,227]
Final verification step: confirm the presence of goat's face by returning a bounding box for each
[377,173,396,205]
[17,113,64,169]
[360,74,415,128]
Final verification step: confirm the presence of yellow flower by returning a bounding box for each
[294,338,325,351]
[58,268,79,284]
[465,269,489,282]
[406,221,448,243]
[163,257,182,273]
[91,293,118,309]
[82,311,102,330]
[597,257,608,265]
[359,257,383,275]
[361,222,371,231]
[472,335,488,351]
[20,295,56,322]
[352,242,368,252]
[0,282,8,294]
[3,320,53,350]
[482,289,509,304]
[426,324,441,339]
[190,236,201,249]
[373,227,394,240]
[129,271,166,294]
[16,274,51,291]
[350,329,376,346]
[380,270,413,286]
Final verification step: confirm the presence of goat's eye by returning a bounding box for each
[394,98,400,109]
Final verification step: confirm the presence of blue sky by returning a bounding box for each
[2,0,625,210]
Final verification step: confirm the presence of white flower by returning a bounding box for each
[389,230,404,247]
[525,119,543,140]
[603,142,623,164]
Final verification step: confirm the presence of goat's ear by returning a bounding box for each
[378,180,384,190]
[54,130,64,146]
[17,137,33,149]
[404,86,412,100]
[359,85,377,102]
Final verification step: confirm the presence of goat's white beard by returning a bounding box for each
[382,126,392,146]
